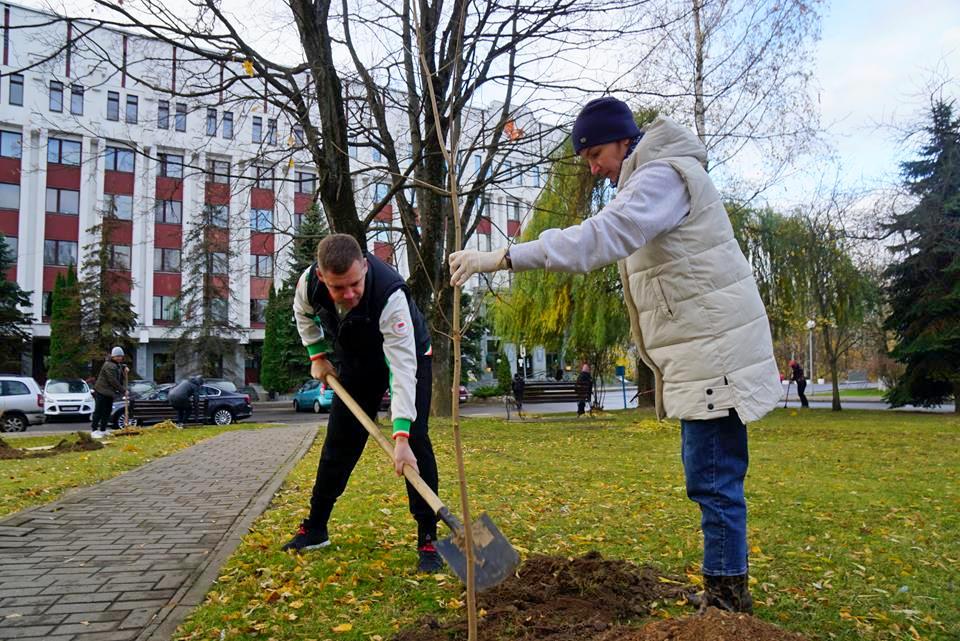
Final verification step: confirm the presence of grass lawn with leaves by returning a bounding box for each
[174,408,959,641]
[807,388,885,399]
[0,424,283,517]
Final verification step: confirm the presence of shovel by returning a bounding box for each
[325,374,520,592]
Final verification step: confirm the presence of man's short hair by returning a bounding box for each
[316,234,364,274]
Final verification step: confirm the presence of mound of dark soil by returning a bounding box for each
[392,551,689,641]
[0,433,103,459]
[391,552,810,641]
[603,607,810,641]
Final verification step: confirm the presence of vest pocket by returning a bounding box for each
[653,278,675,319]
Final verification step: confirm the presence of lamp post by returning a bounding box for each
[805,319,816,387]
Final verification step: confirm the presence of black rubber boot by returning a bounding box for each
[702,574,754,614]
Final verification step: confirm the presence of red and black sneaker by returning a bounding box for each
[281,522,330,552]
[416,542,444,573]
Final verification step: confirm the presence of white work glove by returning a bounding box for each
[449,248,508,287]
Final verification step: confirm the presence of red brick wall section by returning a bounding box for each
[103,171,134,195]
[205,182,230,205]
[43,266,68,290]
[251,188,274,210]
[0,210,17,234]
[155,177,184,201]
[0,157,20,183]
[294,193,313,213]
[507,220,521,237]
[250,232,274,255]
[250,277,272,299]
[375,203,393,222]
[46,165,81,189]
[154,224,182,249]
[153,273,182,296]
[107,220,133,244]
[44,214,79,241]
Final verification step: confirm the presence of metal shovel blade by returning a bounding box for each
[434,512,520,592]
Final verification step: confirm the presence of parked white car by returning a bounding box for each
[0,375,45,432]
[43,378,95,419]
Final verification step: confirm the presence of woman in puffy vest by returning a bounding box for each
[449,97,783,614]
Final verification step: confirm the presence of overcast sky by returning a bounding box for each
[21,0,960,209]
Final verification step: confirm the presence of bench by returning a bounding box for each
[121,398,208,428]
[505,380,592,419]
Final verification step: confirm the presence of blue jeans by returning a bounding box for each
[681,411,749,576]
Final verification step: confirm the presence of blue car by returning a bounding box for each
[293,379,334,413]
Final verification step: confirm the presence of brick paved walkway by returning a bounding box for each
[0,425,317,641]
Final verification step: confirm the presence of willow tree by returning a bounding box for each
[491,134,640,395]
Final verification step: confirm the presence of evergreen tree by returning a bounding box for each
[260,203,327,393]
[883,99,960,410]
[47,266,86,378]
[0,233,32,373]
[79,212,138,375]
[171,204,244,379]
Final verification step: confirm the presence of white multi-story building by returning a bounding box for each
[0,1,553,384]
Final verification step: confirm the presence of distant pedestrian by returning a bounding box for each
[512,372,526,412]
[91,347,127,438]
[555,367,564,382]
[789,360,809,408]
[576,364,593,416]
[168,376,204,426]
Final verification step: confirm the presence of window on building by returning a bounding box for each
[104,193,133,220]
[43,239,77,265]
[372,147,381,162]
[508,198,520,221]
[477,231,491,252]
[208,252,228,274]
[0,183,19,210]
[296,171,316,195]
[175,103,187,132]
[125,95,138,124]
[8,74,24,106]
[207,159,230,184]
[294,213,303,230]
[47,138,82,166]
[249,254,273,277]
[250,209,272,231]
[207,204,229,228]
[153,247,181,272]
[223,111,234,139]
[252,116,262,143]
[107,244,131,270]
[0,131,22,158]
[349,145,358,159]
[107,91,120,121]
[210,297,228,322]
[1,235,17,260]
[255,166,273,190]
[370,221,390,244]
[45,188,80,215]
[292,125,304,145]
[49,81,63,112]
[159,153,184,178]
[267,118,277,145]
[250,299,268,323]
[153,296,179,322]
[473,154,481,174]
[157,100,170,129]
[373,182,390,204]
[105,146,135,172]
[42,292,53,317]
[154,199,182,224]
[206,107,217,136]
[70,84,84,115]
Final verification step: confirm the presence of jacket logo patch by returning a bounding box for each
[393,320,408,334]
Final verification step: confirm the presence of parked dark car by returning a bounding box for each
[127,379,159,399]
[110,383,252,429]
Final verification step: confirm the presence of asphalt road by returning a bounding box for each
[9,384,954,438]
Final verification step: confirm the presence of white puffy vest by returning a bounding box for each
[618,117,782,423]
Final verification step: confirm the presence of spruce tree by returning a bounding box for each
[0,234,31,373]
[79,212,138,375]
[47,266,86,378]
[883,99,960,410]
[260,204,327,393]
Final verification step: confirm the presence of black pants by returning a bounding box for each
[174,404,193,424]
[306,357,439,545]
[796,379,809,408]
[91,394,114,431]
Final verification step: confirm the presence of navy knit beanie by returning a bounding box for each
[571,97,642,154]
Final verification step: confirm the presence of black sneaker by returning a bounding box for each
[416,543,444,573]
[281,522,330,552]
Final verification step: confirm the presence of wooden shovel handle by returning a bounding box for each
[325,375,446,516]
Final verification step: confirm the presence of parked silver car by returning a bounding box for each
[0,375,45,432]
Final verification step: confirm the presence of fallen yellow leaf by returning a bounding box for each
[331,623,353,633]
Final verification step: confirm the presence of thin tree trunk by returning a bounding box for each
[691,0,708,159]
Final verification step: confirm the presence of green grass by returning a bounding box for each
[807,388,884,398]
[0,424,282,517]
[172,409,960,641]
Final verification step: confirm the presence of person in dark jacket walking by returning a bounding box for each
[511,372,526,413]
[168,376,204,426]
[91,347,127,438]
[285,234,442,573]
[576,364,593,416]
[789,360,809,408]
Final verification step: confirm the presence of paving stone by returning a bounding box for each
[0,426,314,641]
